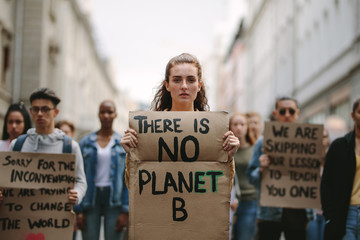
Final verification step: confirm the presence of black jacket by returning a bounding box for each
[320,131,356,240]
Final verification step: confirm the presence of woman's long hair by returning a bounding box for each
[151,53,209,111]
[2,102,32,140]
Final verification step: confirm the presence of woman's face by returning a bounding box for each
[352,104,360,130]
[248,115,261,135]
[98,101,117,129]
[59,124,74,137]
[165,63,202,111]
[7,111,25,140]
[230,115,248,140]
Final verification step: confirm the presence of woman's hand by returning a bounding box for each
[223,131,240,161]
[68,189,78,205]
[75,212,86,231]
[116,212,129,232]
[120,128,138,153]
[259,154,270,173]
[0,189,3,204]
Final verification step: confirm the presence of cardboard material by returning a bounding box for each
[129,111,229,162]
[128,111,231,240]
[260,121,323,209]
[0,152,76,189]
[0,152,76,239]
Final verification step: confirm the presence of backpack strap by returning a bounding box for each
[13,134,28,152]
[62,135,72,153]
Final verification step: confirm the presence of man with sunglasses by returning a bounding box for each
[8,88,87,206]
[247,97,312,240]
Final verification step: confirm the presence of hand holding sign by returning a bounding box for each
[67,189,78,205]
[222,130,240,161]
[260,121,323,209]
[127,111,232,240]
[120,128,138,153]
[259,154,270,173]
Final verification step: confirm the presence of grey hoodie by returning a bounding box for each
[10,128,87,204]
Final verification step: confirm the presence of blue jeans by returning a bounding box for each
[307,214,325,240]
[343,206,360,240]
[233,199,257,240]
[82,187,124,240]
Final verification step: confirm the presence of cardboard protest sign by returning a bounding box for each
[0,152,76,189]
[260,121,323,209]
[0,188,74,240]
[128,111,231,240]
[0,152,76,240]
[129,111,229,162]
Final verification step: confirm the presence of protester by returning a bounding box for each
[246,111,262,140]
[230,112,257,240]
[246,96,313,240]
[0,88,87,206]
[121,52,239,178]
[55,120,76,138]
[0,102,31,151]
[307,129,330,240]
[76,100,128,240]
[321,98,360,239]
[55,120,79,240]
[120,54,239,239]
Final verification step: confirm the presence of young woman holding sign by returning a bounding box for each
[321,98,360,239]
[121,53,239,160]
[230,112,257,240]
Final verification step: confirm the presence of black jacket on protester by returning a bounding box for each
[320,130,356,240]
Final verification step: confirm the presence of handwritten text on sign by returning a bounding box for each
[0,152,76,240]
[128,111,231,240]
[0,152,75,189]
[260,121,323,209]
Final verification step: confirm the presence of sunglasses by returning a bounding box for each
[279,108,296,116]
[30,106,55,114]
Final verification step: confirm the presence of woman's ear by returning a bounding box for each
[164,80,170,92]
[198,81,203,92]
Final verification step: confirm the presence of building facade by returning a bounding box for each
[0,0,131,139]
[217,0,360,134]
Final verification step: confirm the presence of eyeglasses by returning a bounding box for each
[279,108,296,116]
[30,106,55,114]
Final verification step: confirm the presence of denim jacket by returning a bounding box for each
[75,131,129,213]
[246,137,314,221]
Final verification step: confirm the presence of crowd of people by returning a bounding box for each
[0,52,359,240]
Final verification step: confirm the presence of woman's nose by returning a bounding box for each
[181,80,188,89]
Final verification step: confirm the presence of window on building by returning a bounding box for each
[49,0,57,22]
[1,29,11,86]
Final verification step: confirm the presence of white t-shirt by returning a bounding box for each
[0,139,11,151]
[95,136,114,187]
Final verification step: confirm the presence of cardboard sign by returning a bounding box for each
[0,152,75,240]
[260,121,323,209]
[128,111,231,240]
[129,111,229,162]
[0,152,76,189]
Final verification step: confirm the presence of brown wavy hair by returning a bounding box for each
[151,53,209,111]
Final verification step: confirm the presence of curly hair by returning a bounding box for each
[151,53,209,111]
